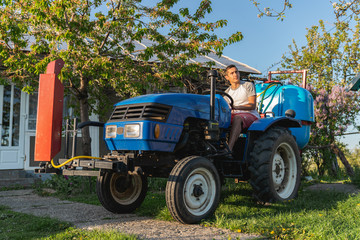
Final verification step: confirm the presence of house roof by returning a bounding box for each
[114,38,261,74]
[5,36,261,74]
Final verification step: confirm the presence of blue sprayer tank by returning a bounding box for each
[255,82,314,149]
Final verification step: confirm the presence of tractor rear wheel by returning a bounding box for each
[96,171,148,213]
[166,156,221,224]
[249,127,301,202]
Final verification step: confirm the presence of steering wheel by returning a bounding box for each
[202,89,234,109]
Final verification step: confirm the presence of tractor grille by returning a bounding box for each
[108,103,172,122]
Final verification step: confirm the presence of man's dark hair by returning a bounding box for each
[225,64,238,75]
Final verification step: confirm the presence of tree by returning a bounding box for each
[332,0,360,21]
[250,0,292,21]
[281,19,360,176]
[0,0,242,155]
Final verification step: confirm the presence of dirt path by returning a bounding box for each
[0,189,258,240]
[305,183,360,194]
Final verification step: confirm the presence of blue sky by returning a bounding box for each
[205,0,336,75]
[140,0,336,75]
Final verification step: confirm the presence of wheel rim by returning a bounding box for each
[183,167,216,216]
[110,173,142,205]
[272,142,297,199]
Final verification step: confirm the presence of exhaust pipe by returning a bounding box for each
[208,70,218,121]
[205,70,219,141]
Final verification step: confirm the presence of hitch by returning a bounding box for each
[34,162,61,174]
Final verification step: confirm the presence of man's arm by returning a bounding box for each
[232,95,257,110]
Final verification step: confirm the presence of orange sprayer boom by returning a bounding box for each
[34,59,64,162]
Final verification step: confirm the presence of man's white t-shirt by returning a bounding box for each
[225,81,260,118]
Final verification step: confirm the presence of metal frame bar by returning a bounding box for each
[268,70,308,89]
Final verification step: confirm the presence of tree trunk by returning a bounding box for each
[79,96,92,156]
[329,151,338,176]
[316,150,325,176]
[78,77,92,157]
[331,144,354,176]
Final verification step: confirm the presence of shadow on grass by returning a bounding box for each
[134,179,358,222]
[214,181,357,220]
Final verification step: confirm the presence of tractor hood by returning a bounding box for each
[113,93,231,128]
[116,93,211,113]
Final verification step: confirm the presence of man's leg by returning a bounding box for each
[228,115,243,151]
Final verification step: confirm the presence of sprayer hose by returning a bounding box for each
[50,156,103,169]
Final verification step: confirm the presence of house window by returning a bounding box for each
[1,85,21,146]
[28,93,38,131]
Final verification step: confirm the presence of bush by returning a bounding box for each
[37,175,96,195]
[350,166,360,188]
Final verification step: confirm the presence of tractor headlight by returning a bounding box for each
[124,124,140,138]
[105,125,117,138]
[154,124,160,139]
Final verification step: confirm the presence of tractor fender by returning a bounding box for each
[248,116,301,132]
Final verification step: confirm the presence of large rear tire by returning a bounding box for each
[96,171,148,213]
[249,127,301,202]
[166,156,221,224]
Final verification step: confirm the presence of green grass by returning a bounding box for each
[38,228,138,240]
[0,205,138,240]
[207,182,360,239]
[136,192,173,221]
[0,205,70,239]
[136,181,360,239]
[33,175,360,239]
[134,181,360,239]
[350,166,360,188]
[82,179,358,239]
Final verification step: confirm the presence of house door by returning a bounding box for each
[0,85,25,170]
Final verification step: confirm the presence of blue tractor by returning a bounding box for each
[39,69,314,224]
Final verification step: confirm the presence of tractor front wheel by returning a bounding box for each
[166,156,221,224]
[249,127,301,202]
[96,171,148,213]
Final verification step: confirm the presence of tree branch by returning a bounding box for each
[99,0,123,53]
[250,0,292,20]
[64,11,70,28]
[330,144,354,176]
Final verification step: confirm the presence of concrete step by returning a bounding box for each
[0,178,37,188]
[0,170,40,188]
[0,170,27,179]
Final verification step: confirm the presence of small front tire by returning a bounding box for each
[166,156,221,224]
